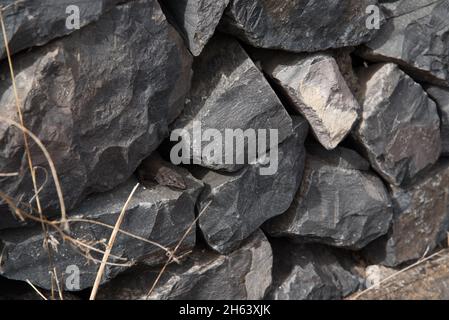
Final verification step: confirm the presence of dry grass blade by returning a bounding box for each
[0,172,19,177]
[89,183,140,300]
[26,279,48,300]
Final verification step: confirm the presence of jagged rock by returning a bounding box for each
[363,161,449,267]
[359,0,449,86]
[220,0,382,53]
[255,51,360,150]
[162,0,230,56]
[0,0,193,224]
[268,240,361,300]
[170,34,293,172]
[0,0,123,59]
[0,170,204,291]
[194,117,308,254]
[354,63,441,186]
[97,230,272,300]
[357,250,449,300]
[264,146,393,250]
[425,85,449,155]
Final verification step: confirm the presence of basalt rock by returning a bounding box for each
[194,117,308,254]
[220,0,382,53]
[0,0,192,224]
[425,85,449,156]
[0,170,203,291]
[354,63,441,186]
[264,146,393,250]
[97,230,272,300]
[359,0,449,87]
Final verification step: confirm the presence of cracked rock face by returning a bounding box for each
[425,85,449,156]
[256,51,360,150]
[163,0,230,56]
[171,34,293,172]
[359,0,449,86]
[194,117,308,254]
[0,0,122,59]
[268,240,361,300]
[354,63,441,186]
[0,170,203,291]
[265,146,393,250]
[220,0,382,53]
[0,0,192,222]
[97,230,272,300]
[364,161,449,267]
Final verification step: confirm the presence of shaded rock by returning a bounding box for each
[0,0,122,59]
[363,161,449,267]
[195,117,308,254]
[255,51,360,150]
[359,0,449,86]
[220,0,382,53]
[0,0,193,223]
[162,0,230,56]
[425,85,449,155]
[265,146,393,250]
[268,240,361,300]
[354,63,441,186]
[97,230,272,300]
[171,34,292,172]
[0,170,203,291]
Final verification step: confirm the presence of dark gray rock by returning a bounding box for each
[0,169,203,291]
[162,0,230,56]
[265,146,393,250]
[359,0,449,86]
[425,85,449,156]
[0,0,193,223]
[255,51,360,150]
[354,63,441,186]
[0,0,121,59]
[364,161,449,267]
[97,230,272,300]
[268,240,361,300]
[220,0,382,53]
[170,34,293,172]
[195,117,308,254]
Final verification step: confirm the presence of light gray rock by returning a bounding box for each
[255,51,360,150]
[170,34,293,172]
[0,0,192,224]
[354,63,441,186]
[425,85,449,155]
[265,146,393,250]
[359,0,449,86]
[97,230,272,300]
[268,240,361,300]
[0,0,123,59]
[220,0,382,53]
[364,161,449,267]
[195,117,308,254]
[0,169,204,291]
[162,0,230,56]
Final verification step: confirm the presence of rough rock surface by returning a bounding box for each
[194,117,308,254]
[0,0,123,59]
[171,34,292,172]
[163,0,230,56]
[354,63,441,186]
[97,230,272,300]
[265,146,393,250]
[220,0,382,52]
[255,51,360,150]
[0,169,203,291]
[359,0,449,86]
[0,0,192,221]
[268,240,361,300]
[363,161,449,267]
[425,85,449,155]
